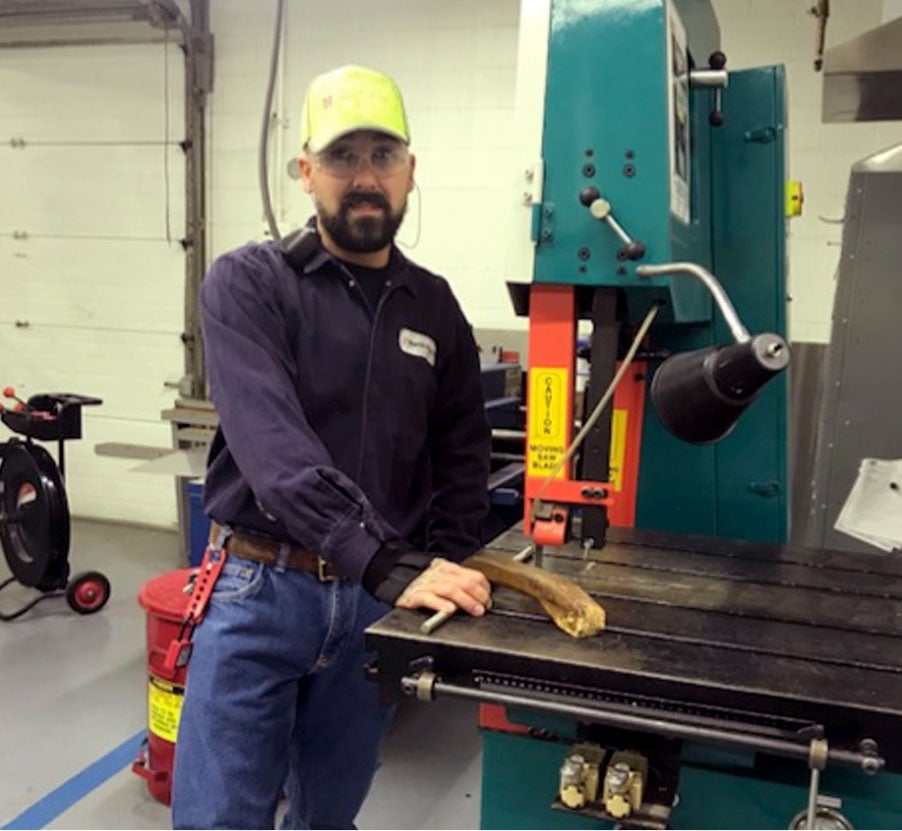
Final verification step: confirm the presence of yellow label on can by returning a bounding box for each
[528,368,569,478]
[608,409,627,492]
[148,675,184,743]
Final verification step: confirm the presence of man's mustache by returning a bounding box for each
[341,191,391,213]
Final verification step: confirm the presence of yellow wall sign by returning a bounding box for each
[148,675,184,743]
[528,367,569,478]
[785,180,804,218]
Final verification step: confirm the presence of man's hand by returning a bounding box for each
[394,557,491,617]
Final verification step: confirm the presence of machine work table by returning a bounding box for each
[367,524,902,774]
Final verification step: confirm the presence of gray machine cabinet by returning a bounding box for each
[805,142,902,553]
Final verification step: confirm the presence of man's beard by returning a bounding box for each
[317,191,407,254]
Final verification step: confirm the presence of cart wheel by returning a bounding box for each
[66,571,111,614]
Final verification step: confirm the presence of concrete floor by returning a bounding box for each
[0,519,481,830]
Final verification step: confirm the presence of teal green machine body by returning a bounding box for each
[531,0,787,543]
[479,0,902,827]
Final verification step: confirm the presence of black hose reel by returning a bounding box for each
[0,391,110,621]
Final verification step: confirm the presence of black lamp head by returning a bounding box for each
[651,333,790,444]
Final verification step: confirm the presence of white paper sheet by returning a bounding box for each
[834,458,902,553]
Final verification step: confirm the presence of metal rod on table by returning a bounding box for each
[420,543,535,635]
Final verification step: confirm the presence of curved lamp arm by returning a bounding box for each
[636,262,750,344]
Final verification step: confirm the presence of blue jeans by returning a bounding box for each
[171,554,394,829]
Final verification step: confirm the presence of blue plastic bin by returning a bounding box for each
[187,479,211,567]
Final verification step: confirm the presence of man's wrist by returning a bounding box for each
[362,540,433,604]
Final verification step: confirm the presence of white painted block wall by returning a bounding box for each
[0,44,187,527]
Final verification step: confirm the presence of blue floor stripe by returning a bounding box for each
[3,730,146,830]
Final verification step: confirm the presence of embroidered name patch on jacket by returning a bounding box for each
[398,327,437,367]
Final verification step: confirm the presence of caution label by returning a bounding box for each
[148,675,184,743]
[528,368,568,478]
[608,409,627,492]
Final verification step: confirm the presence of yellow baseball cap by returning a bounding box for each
[300,65,410,153]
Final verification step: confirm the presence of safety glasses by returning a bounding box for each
[314,140,411,179]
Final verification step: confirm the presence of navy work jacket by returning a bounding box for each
[200,232,491,582]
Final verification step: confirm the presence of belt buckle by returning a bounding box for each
[316,557,338,582]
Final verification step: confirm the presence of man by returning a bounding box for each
[172,65,492,829]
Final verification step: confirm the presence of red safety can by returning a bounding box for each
[132,568,194,805]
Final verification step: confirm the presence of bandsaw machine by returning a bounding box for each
[366,1,902,827]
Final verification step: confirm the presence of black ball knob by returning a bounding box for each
[579,186,600,207]
[709,110,725,127]
[709,50,727,70]
[623,241,646,261]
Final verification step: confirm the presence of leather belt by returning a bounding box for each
[209,522,343,581]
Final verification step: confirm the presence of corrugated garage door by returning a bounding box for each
[0,43,185,527]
